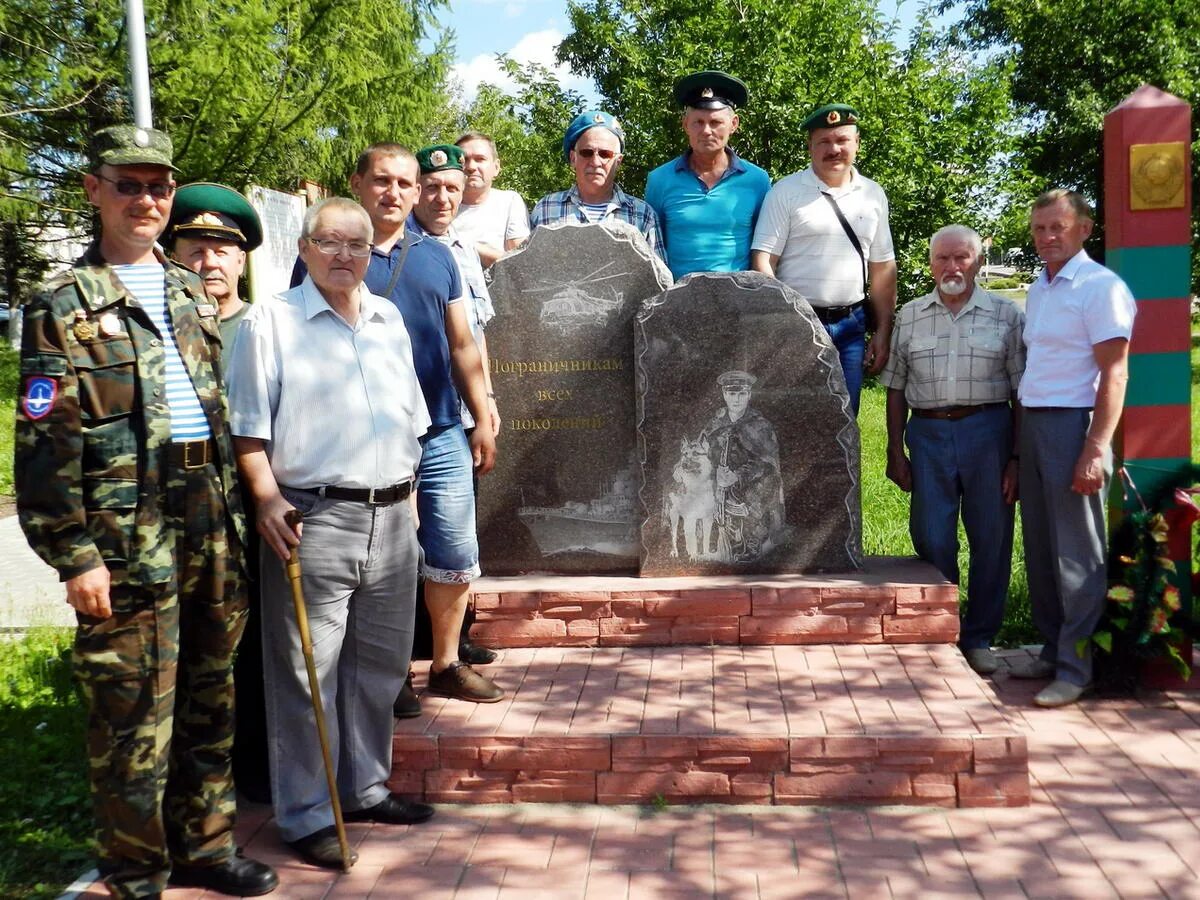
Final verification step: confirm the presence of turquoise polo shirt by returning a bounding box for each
[644,150,772,279]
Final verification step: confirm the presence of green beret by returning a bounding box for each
[417,144,465,174]
[91,124,178,171]
[717,370,756,389]
[673,71,749,110]
[802,104,860,131]
[167,182,263,251]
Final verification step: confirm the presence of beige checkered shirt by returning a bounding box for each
[880,286,1025,408]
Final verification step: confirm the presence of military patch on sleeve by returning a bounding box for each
[21,375,58,420]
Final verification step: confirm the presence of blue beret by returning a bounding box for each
[562,111,626,161]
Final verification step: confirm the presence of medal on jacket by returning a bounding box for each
[72,311,96,341]
[98,312,123,337]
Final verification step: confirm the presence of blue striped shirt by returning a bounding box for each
[113,264,211,441]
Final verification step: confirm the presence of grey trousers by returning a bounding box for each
[260,489,418,842]
[1019,408,1110,686]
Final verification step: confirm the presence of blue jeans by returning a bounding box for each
[416,423,481,583]
[905,404,1014,650]
[823,305,866,415]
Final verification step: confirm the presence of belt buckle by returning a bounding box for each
[183,440,207,469]
[366,486,387,506]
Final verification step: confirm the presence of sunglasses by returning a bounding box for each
[96,174,176,200]
[575,148,618,160]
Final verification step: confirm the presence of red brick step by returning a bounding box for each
[391,645,1029,809]
[469,558,959,648]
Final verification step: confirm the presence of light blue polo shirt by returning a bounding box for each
[644,149,772,279]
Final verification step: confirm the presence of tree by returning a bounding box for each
[953,0,1200,281]
[556,0,1020,303]
[0,0,452,303]
[436,58,587,207]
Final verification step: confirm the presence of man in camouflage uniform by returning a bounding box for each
[14,125,277,899]
[700,371,785,563]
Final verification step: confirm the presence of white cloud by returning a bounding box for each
[452,29,596,104]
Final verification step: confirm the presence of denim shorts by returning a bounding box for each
[415,423,481,583]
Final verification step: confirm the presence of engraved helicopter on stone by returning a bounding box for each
[525,261,631,333]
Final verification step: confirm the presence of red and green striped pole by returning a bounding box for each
[1102,85,1194,686]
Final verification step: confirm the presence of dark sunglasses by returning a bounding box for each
[575,148,617,160]
[96,174,176,200]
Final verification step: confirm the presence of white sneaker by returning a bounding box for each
[1034,679,1091,708]
[1009,657,1055,680]
[964,648,999,675]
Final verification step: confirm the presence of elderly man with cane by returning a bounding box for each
[227,197,435,869]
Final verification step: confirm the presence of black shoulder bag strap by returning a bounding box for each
[382,231,414,299]
[821,191,876,331]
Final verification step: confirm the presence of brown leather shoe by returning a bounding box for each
[393,671,422,719]
[425,661,505,703]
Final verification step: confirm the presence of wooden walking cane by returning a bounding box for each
[283,509,353,873]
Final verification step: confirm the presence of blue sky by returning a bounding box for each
[441,0,941,102]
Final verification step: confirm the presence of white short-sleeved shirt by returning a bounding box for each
[1019,250,1137,408]
[454,189,530,251]
[751,166,894,307]
[226,278,430,489]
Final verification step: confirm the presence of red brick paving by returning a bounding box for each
[68,648,1200,898]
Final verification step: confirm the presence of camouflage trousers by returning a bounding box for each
[72,460,247,899]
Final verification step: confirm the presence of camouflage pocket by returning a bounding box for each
[83,478,139,566]
[82,419,139,480]
[75,334,136,421]
[73,603,151,681]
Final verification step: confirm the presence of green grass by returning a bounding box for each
[858,381,1036,646]
[0,628,91,900]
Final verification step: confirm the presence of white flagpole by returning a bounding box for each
[124,0,153,127]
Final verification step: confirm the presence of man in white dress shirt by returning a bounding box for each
[1010,189,1136,708]
[226,197,435,869]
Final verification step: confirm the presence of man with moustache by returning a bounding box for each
[531,110,665,260]
[15,125,277,897]
[228,197,435,869]
[751,104,897,414]
[1010,190,1136,708]
[881,225,1025,676]
[167,182,263,368]
[644,71,771,279]
[166,183,273,803]
[454,132,529,267]
[291,144,500,707]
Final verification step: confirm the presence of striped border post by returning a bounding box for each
[1103,85,1194,686]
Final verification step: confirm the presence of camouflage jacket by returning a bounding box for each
[15,243,247,583]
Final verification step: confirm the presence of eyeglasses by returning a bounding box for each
[307,238,373,257]
[96,174,176,199]
[574,148,618,160]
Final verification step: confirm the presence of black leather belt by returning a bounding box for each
[168,438,215,469]
[810,301,863,325]
[314,481,413,506]
[911,402,1008,421]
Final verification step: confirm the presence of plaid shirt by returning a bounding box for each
[531,184,665,261]
[880,286,1025,408]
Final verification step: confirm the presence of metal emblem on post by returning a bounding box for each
[1129,142,1186,210]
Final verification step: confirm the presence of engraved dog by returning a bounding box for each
[665,436,718,559]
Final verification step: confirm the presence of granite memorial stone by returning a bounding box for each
[479,221,672,574]
[637,272,862,575]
